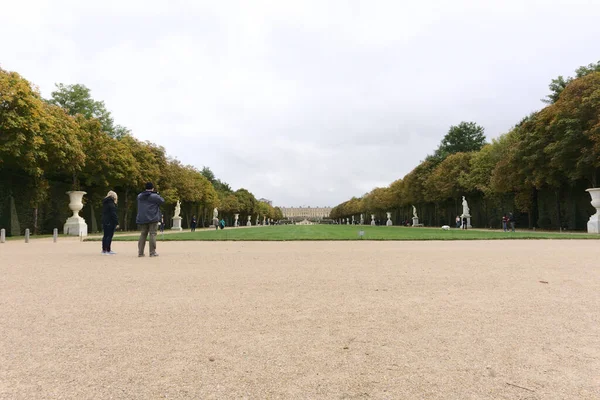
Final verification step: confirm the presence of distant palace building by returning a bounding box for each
[279,206,331,219]
[258,198,272,206]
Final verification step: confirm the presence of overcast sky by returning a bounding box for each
[2,0,599,207]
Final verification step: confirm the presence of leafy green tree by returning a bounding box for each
[425,152,473,202]
[48,83,127,138]
[543,60,600,104]
[433,122,486,159]
[234,188,257,217]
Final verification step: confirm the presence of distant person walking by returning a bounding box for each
[455,215,461,229]
[502,215,508,232]
[159,215,165,233]
[136,182,165,257]
[462,216,467,230]
[508,213,516,232]
[101,190,119,255]
[191,215,197,232]
[219,219,226,230]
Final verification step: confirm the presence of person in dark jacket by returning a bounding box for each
[191,215,197,232]
[136,182,165,257]
[101,191,119,255]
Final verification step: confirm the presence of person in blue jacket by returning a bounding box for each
[136,182,165,257]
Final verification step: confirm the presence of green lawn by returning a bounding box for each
[86,225,600,241]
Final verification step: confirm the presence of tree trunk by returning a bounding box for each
[556,189,562,231]
[530,187,539,229]
[124,188,130,231]
[33,206,38,235]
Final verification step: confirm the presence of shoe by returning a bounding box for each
[107,251,117,255]
[101,251,108,255]
[138,254,145,257]
[150,253,159,257]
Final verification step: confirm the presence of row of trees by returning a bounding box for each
[332,62,600,230]
[0,68,282,234]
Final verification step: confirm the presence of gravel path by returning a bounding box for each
[1,240,599,399]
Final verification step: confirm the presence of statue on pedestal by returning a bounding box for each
[462,196,470,216]
[174,200,181,218]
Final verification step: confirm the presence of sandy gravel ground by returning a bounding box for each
[1,239,599,399]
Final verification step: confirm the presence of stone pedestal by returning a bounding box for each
[412,217,419,226]
[586,188,600,233]
[63,191,88,236]
[171,216,183,231]
[460,215,472,229]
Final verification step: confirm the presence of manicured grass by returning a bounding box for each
[86,225,600,241]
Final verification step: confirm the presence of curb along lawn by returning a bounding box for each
[86,225,600,241]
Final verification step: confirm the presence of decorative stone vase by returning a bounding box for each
[64,191,88,236]
[386,212,393,226]
[371,214,376,226]
[247,215,252,226]
[586,188,600,233]
[234,213,239,227]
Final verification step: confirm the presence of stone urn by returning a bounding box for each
[586,188,600,233]
[234,213,239,227]
[64,191,88,236]
[370,214,376,226]
[247,215,252,226]
[386,211,393,226]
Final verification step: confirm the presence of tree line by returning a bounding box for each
[0,68,283,235]
[331,62,600,230]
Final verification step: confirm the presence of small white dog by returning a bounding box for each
[441,225,450,230]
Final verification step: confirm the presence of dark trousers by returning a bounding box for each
[191,223,197,232]
[102,223,116,252]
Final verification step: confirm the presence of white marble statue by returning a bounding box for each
[413,205,418,219]
[462,196,470,216]
[174,200,181,218]
[360,214,364,225]
[213,207,218,219]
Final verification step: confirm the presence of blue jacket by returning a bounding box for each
[136,191,165,224]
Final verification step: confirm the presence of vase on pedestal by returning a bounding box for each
[586,188,600,233]
[386,212,393,226]
[64,191,88,236]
